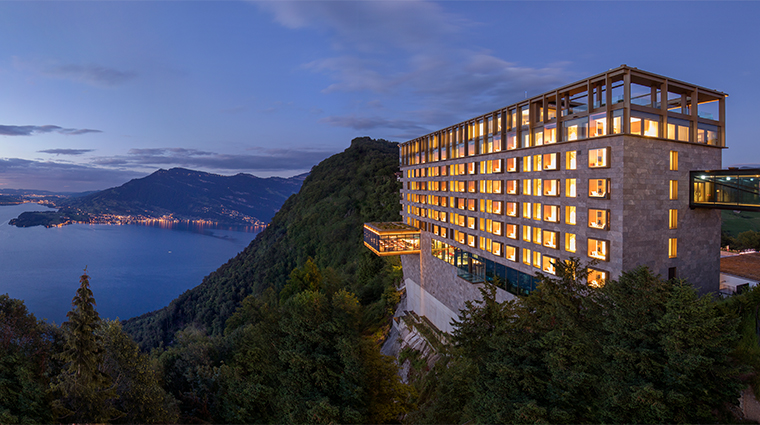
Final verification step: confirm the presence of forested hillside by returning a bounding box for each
[123,137,401,348]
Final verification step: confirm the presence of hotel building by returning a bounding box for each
[365,66,759,333]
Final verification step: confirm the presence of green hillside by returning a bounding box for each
[722,210,760,235]
[123,137,401,349]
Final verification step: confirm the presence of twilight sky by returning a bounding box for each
[1,1,758,192]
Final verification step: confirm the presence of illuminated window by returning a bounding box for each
[589,147,609,168]
[492,159,503,173]
[543,230,558,249]
[543,205,559,223]
[566,151,577,170]
[457,163,465,176]
[670,151,678,171]
[492,242,502,256]
[533,203,542,221]
[533,251,542,268]
[523,180,532,196]
[507,132,517,150]
[543,153,558,170]
[523,156,532,172]
[467,198,476,211]
[492,221,503,236]
[542,256,556,275]
[506,245,517,262]
[669,180,678,200]
[564,117,587,141]
[506,224,518,240]
[506,179,518,194]
[667,118,690,142]
[456,230,465,244]
[492,201,503,215]
[533,155,542,171]
[533,179,542,197]
[506,202,518,217]
[522,248,531,265]
[565,233,576,252]
[589,112,606,137]
[630,112,659,137]
[588,238,609,261]
[523,225,532,242]
[669,209,678,229]
[493,180,503,194]
[588,268,607,287]
[566,206,576,225]
[589,179,609,198]
[467,180,477,193]
[521,105,530,126]
[533,128,544,146]
[467,234,476,248]
[522,132,531,149]
[543,179,560,196]
[467,216,476,230]
[669,238,677,258]
[506,157,518,172]
[566,179,577,197]
[588,209,609,230]
[532,227,542,245]
[545,124,557,144]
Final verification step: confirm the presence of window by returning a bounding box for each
[589,179,609,198]
[541,205,558,223]
[532,251,542,268]
[493,180,503,194]
[566,179,577,197]
[522,225,532,242]
[589,112,606,137]
[467,180,477,193]
[588,238,609,261]
[532,227,542,245]
[523,180,532,195]
[667,118,690,142]
[492,242,502,256]
[543,153,558,170]
[506,157,518,172]
[506,179,518,194]
[669,180,678,200]
[588,268,607,287]
[630,111,659,137]
[506,224,518,239]
[670,151,678,171]
[542,256,556,275]
[467,234,476,247]
[467,216,476,230]
[669,209,678,229]
[543,179,560,196]
[506,245,517,262]
[588,147,609,168]
[588,209,609,230]
[543,230,558,249]
[564,117,588,141]
[506,202,518,217]
[669,238,677,258]
[566,206,576,225]
[565,233,576,252]
[467,162,476,175]
[522,132,531,149]
[533,155,542,171]
[522,248,531,265]
[697,123,719,145]
[566,151,577,170]
[533,203,542,221]
[467,198,477,211]
[492,221,503,236]
[507,132,517,150]
[533,179,542,197]
[533,128,544,146]
[523,156,532,172]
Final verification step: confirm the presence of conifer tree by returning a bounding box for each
[51,268,121,422]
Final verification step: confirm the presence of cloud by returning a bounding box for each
[0,157,143,192]
[13,57,137,88]
[0,125,102,137]
[38,149,95,156]
[92,146,334,173]
[321,115,428,132]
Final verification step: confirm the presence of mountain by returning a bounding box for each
[10,168,307,227]
[122,137,401,349]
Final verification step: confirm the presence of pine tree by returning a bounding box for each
[51,268,121,422]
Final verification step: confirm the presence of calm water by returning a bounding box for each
[0,203,261,324]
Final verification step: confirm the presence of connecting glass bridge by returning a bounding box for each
[363,222,420,256]
[691,169,760,211]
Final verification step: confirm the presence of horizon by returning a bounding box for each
[2,1,759,192]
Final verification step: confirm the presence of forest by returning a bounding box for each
[3,138,760,423]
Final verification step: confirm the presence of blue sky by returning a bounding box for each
[1,1,758,192]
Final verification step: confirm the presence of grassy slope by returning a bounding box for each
[722,210,760,235]
[122,137,401,349]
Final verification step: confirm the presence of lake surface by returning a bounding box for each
[0,203,261,324]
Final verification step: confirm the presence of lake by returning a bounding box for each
[0,203,261,324]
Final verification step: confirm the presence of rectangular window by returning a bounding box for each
[492,242,502,257]
[492,159,503,173]
[563,116,588,141]
[493,180,503,194]
[523,156,532,172]
[522,248,531,265]
[544,124,557,144]
[670,151,678,171]
[533,203,542,221]
[506,245,517,262]
[630,111,660,138]
[588,238,609,261]
[543,153,558,171]
[533,251,542,268]
[543,205,559,223]
[533,128,544,146]
[533,179,542,197]
[492,221,503,236]
[506,179,518,194]
[523,179,532,196]
[522,225,532,242]
[669,238,677,258]
[467,198,476,211]
[667,118,690,142]
[589,179,609,198]
[588,209,609,230]
[566,151,577,170]
[669,209,678,229]
[506,224,518,240]
[533,155,542,171]
[467,234,476,248]
[543,179,560,196]
[507,132,517,150]
[543,230,559,249]
[589,112,606,137]
[542,256,556,275]
[467,180,477,193]
[566,206,576,225]
[532,227,542,245]
[467,216,476,230]
[506,157,518,172]
[506,202,518,217]
[566,179,577,197]
[669,180,678,200]
[467,162,476,175]
[565,233,576,253]
[492,201,503,215]
[588,147,609,168]
[522,132,531,149]
[588,268,607,287]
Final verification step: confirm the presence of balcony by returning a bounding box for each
[363,222,421,256]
